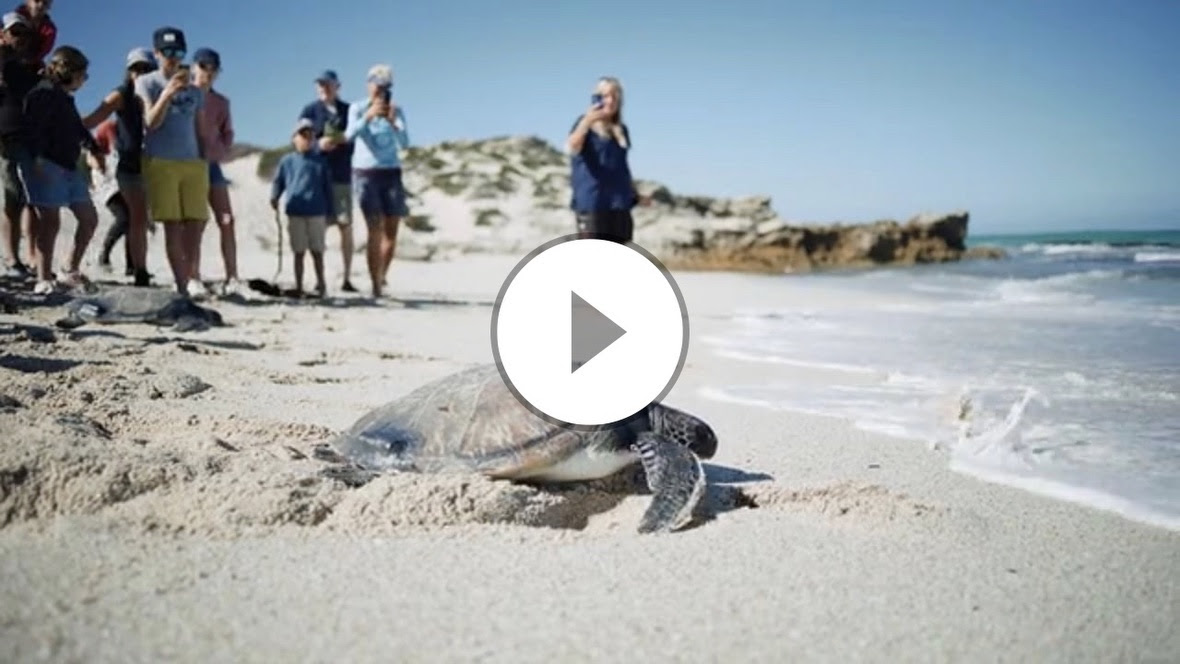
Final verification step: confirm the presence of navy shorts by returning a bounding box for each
[353,167,409,219]
[208,161,228,187]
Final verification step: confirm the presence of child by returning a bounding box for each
[91,117,134,276]
[270,118,334,298]
[19,45,104,294]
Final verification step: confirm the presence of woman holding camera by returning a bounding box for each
[566,76,643,243]
[344,63,409,299]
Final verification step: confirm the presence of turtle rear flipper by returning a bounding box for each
[54,313,87,330]
[633,432,706,534]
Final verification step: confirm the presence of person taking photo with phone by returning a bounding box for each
[343,63,409,299]
[135,26,210,298]
[566,76,644,243]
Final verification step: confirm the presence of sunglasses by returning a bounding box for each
[160,48,185,60]
[128,63,154,75]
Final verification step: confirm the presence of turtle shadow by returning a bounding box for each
[703,463,773,484]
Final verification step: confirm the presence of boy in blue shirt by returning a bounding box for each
[269,118,334,298]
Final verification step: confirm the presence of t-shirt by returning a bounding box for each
[134,70,205,161]
[298,98,353,184]
[113,80,145,174]
[568,117,636,212]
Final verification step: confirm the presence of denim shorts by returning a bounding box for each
[209,161,228,187]
[18,158,90,208]
[353,167,409,219]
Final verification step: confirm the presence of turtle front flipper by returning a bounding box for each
[632,432,706,534]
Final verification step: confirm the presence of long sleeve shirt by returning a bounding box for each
[23,80,99,170]
[198,87,233,163]
[270,148,336,218]
[0,45,41,148]
[344,101,409,170]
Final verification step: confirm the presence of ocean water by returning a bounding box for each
[699,228,1180,531]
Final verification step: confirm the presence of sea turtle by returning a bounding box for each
[54,286,225,332]
[324,363,719,534]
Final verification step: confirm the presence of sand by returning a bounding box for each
[1,159,1177,663]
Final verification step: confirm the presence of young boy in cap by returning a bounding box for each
[269,118,334,298]
[190,46,240,295]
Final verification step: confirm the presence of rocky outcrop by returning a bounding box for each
[653,211,996,273]
[236,135,1005,269]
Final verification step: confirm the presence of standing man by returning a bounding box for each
[8,0,51,272]
[299,70,357,292]
[12,0,52,65]
[191,46,240,295]
[0,12,39,279]
[136,26,210,297]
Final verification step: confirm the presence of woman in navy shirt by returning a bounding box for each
[566,76,641,243]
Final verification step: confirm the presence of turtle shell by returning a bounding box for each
[331,364,605,477]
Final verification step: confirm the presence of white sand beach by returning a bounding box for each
[1,154,1177,663]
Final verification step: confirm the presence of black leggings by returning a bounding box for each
[575,210,634,243]
[100,193,131,271]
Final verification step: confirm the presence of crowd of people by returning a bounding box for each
[0,1,643,302]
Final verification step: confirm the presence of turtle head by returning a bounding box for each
[647,404,718,459]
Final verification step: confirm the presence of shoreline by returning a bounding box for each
[1,255,1177,662]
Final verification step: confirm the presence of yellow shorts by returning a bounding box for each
[143,157,209,221]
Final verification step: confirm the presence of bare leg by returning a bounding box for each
[363,214,383,297]
[2,200,21,269]
[189,219,208,283]
[123,185,149,274]
[64,201,98,275]
[312,250,326,296]
[162,222,188,294]
[339,222,354,288]
[22,206,35,267]
[293,250,306,294]
[31,206,59,283]
[182,219,205,287]
[209,184,237,281]
[380,216,400,282]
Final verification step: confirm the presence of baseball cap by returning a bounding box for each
[315,70,339,85]
[125,48,156,70]
[294,117,315,134]
[152,26,187,53]
[1,11,28,31]
[193,47,221,69]
[366,64,393,88]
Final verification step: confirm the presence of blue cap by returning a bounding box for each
[193,47,221,69]
[315,70,339,85]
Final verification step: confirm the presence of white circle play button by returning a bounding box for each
[491,235,689,429]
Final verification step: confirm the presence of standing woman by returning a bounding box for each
[81,47,156,287]
[190,47,239,295]
[565,76,642,243]
[18,45,104,294]
[343,63,409,299]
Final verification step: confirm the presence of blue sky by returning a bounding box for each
[54,0,1179,232]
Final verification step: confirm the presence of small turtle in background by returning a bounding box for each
[320,363,719,534]
[55,286,225,332]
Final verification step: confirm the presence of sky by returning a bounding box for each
[47,0,1180,233]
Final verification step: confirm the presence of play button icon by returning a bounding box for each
[570,292,626,373]
[491,235,689,429]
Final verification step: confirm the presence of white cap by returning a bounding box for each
[125,47,156,69]
[1,12,28,31]
[366,64,394,87]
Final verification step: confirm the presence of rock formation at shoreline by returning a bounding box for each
[238,136,1005,270]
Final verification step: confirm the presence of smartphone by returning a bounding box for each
[591,93,603,108]
[176,64,191,85]
[379,85,392,104]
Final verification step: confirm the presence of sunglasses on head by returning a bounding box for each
[160,48,185,60]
